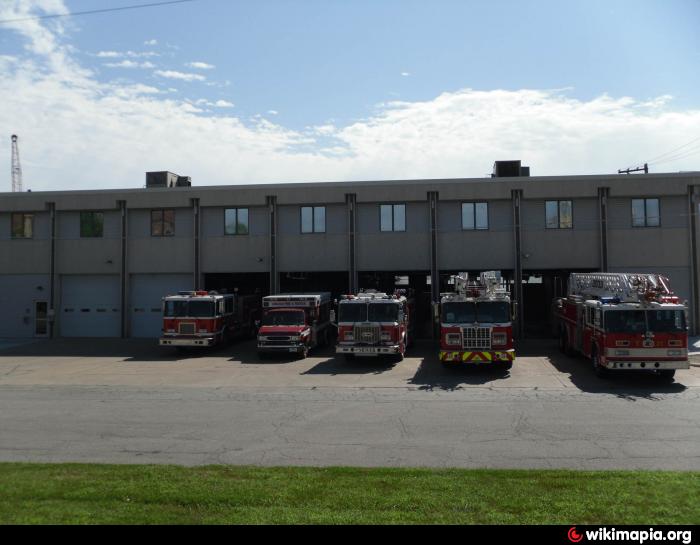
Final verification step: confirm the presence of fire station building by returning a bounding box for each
[1,161,698,339]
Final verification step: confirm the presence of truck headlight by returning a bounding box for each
[492,333,507,346]
[344,331,354,341]
[446,333,461,346]
[381,331,391,341]
[290,336,300,342]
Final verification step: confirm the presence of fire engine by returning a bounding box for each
[257,293,332,358]
[553,273,689,379]
[438,271,515,368]
[334,290,415,361]
[159,290,261,348]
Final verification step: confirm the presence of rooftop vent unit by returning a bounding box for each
[146,171,192,188]
[492,160,530,178]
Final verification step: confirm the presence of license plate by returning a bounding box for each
[358,348,376,353]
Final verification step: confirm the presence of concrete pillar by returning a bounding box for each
[346,193,357,293]
[48,202,56,339]
[192,198,201,290]
[119,200,128,338]
[267,195,278,294]
[512,189,524,339]
[598,187,609,272]
[428,191,440,303]
[688,185,699,335]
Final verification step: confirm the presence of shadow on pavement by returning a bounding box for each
[518,339,688,399]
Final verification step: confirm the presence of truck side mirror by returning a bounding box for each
[511,302,518,321]
[330,309,337,327]
[432,302,440,323]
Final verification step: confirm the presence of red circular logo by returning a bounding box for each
[568,527,583,543]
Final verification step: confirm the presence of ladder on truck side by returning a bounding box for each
[568,272,672,303]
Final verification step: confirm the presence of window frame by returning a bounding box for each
[80,211,104,238]
[300,205,326,234]
[10,212,34,239]
[224,207,250,236]
[631,198,660,228]
[545,200,573,229]
[151,209,175,237]
[461,201,489,231]
[379,203,406,232]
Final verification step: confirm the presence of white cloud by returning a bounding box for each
[401,72,411,77]
[186,61,215,70]
[97,51,121,58]
[144,39,158,46]
[2,1,700,192]
[267,110,279,115]
[214,100,234,108]
[104,60,155,69]
[96,50,159,59]
[154,70,206,82]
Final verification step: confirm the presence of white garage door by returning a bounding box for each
[60,275,121,337]
[129,274,193,338]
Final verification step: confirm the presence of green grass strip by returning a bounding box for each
[0,463,697,524]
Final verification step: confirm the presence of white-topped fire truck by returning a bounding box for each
[334,290,415,361]
[257,293,332,358]
[438,271,515,368]
[553,272,689,379]
[159,290,261,349]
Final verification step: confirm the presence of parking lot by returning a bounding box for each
[1,338,699,470]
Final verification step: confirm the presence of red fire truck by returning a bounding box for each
[438,271,515,368]
[334,290,414,361]
[553,273,689,379]
[256,293,332,358]
[159,290,261,349]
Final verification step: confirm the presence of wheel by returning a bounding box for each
[344,353,355,361]
[558,327,567,353]
[657,369,676,381]
[257,351,267,360]
[591,349,608,378]
[299,346,309,359]
[502,361,513,371]
[394,351,404,363]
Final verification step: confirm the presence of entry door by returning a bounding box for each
[34,301,49,337]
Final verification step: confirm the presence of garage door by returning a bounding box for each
[129,274,193,338]
[60,275,121,337]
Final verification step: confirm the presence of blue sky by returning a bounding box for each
[1,0,699,190]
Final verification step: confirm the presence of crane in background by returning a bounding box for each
[11,134,22,192]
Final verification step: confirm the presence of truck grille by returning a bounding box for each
[354,323,380,345]
[178,322,196,335]
[267,336,291,341]
[462,327,491,350]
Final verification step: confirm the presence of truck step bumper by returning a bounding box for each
[160,337,216,347]
[336,345,400,355]
[605,360,689,370]
[439,350,515,363]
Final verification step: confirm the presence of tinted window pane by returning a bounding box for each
[23,215,33,238]
[645,199,660,227]
[604,310,647,333]
[545,201,559,228]
[559,201,573,228]
[11,214,23,237]
[393,204,406,231]
[631,199,645,227]
[647,309,685,332]
[224,209,237,235]
[476,301,510,323]
[338,303,367,322]
[380,205,393,231]
[237,208,249,234]
[301,207,313,233]
[314,206,325,233]
[163,210,175,236]
[475,202,488,230]
[441,302,476,323]
[81,212,103,237]
[461,203,475,230]
[368,303,399,322]
[151,210,163,236]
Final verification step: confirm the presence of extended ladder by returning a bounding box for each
[569,273,672,302]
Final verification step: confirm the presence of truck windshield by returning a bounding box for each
[262,310,305,326]
[605,310,647,333]
[338,303,367,323]
[368,303,399,322]
[441,302,476,324]
[164,300,215,317]
[476,302,510,323]
[647,309,686,332]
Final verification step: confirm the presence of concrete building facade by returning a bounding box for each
[1,167,698,339]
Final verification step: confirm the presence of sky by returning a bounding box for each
[1,0,700,191]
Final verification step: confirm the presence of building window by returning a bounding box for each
[80,212,104,238]
[462,202,489,230]
[545,200,573,229]
[632,198,660,227]
[301,206,325,233]
[380,204,406,232]
[11,213,33,239]
[225,208,249,235]
[151,209,175,236]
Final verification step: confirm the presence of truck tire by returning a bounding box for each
[502,361,513,371]
[591,349,608,378]
[344,353,355,361]
[657,369,676,381]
